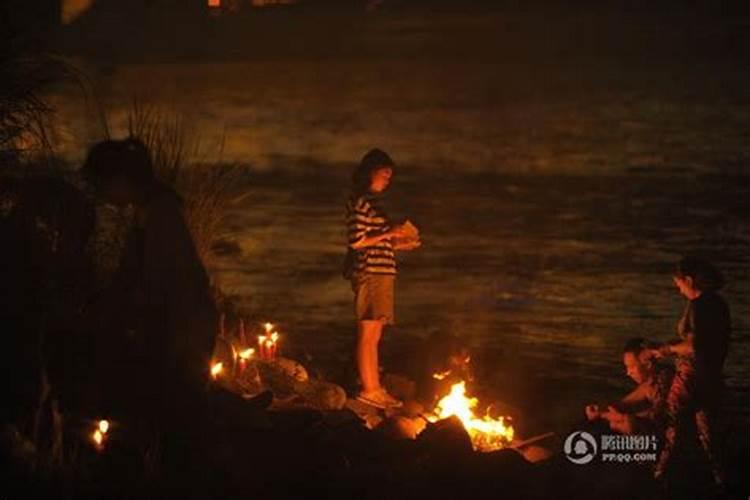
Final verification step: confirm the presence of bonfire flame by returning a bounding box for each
[428,381,514,452]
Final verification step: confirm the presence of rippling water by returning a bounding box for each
[212,168,750,433]
[47,6,750,433]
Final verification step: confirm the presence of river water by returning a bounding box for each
[47,6,750,434]
[210,168,750,434]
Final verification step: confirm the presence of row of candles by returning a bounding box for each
[211,320,281,380]
[90,320,279,451]
[88,320,277,451]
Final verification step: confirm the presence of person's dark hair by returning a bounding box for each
[81,138,154,189]
[623,337,647,356]
[674,256,725,292]
[352,148,395,195]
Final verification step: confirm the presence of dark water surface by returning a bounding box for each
[48,5,750,434]
[213,168,750,434]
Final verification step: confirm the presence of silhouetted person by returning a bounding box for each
[1,175,95,430]
[585,337,674,435]
[81,139,217,431]
[641,257,730,489]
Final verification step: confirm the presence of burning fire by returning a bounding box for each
[428,381,514,452]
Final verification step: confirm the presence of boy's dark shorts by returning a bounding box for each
[351,273,395,325]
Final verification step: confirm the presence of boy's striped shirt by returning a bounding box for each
[346,193,396,276]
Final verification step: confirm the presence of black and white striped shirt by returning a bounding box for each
[345,192,396,276]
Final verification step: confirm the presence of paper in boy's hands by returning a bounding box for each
[400,220,419,238]
[393,219,421,250]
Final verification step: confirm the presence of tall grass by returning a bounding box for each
[0,48,77,167]
[123,99,242,272]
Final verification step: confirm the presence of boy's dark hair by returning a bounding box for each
[674,256,725,292]
[352,148,395,195]
[81,138,154,189]
[623,337,647,356]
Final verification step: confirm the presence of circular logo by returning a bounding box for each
[563,431,598,465]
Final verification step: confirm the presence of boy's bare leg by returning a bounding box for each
[357,320,383,393]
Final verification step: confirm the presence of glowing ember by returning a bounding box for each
[428,381,514,452]
[211,362,224,379]
[433,369,451,380]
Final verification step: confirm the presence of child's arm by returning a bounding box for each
[641,335,694,360]
[350,227,405,250]
[347,197,407,249]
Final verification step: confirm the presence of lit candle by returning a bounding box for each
[257,335,267,360]
[239,318,247,345]
[91,419,110,451]
[238,348,254,374]
[211,361,223,379]
[265,339,274,360]
[258,323,273,361]
[269,331,279,360]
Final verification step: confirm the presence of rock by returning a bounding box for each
[416,416,474,459]
[271,357,308,383]
[383,373,416,401]
[229,360,263,396]
[308,381,347,410]
[519,444,553,463]
[345,398,384,429]
[378,416,427,440]
[401,400,425,418]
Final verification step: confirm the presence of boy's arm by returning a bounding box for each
[347,199,404,249]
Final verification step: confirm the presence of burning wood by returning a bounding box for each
[427,381,514,452]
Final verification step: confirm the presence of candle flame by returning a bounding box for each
[263,322,273,333]
[239,348,255,360]
[98,420,109,434]
[211,362,223,378]
[92,429,104,446]
[270,332,279,342]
